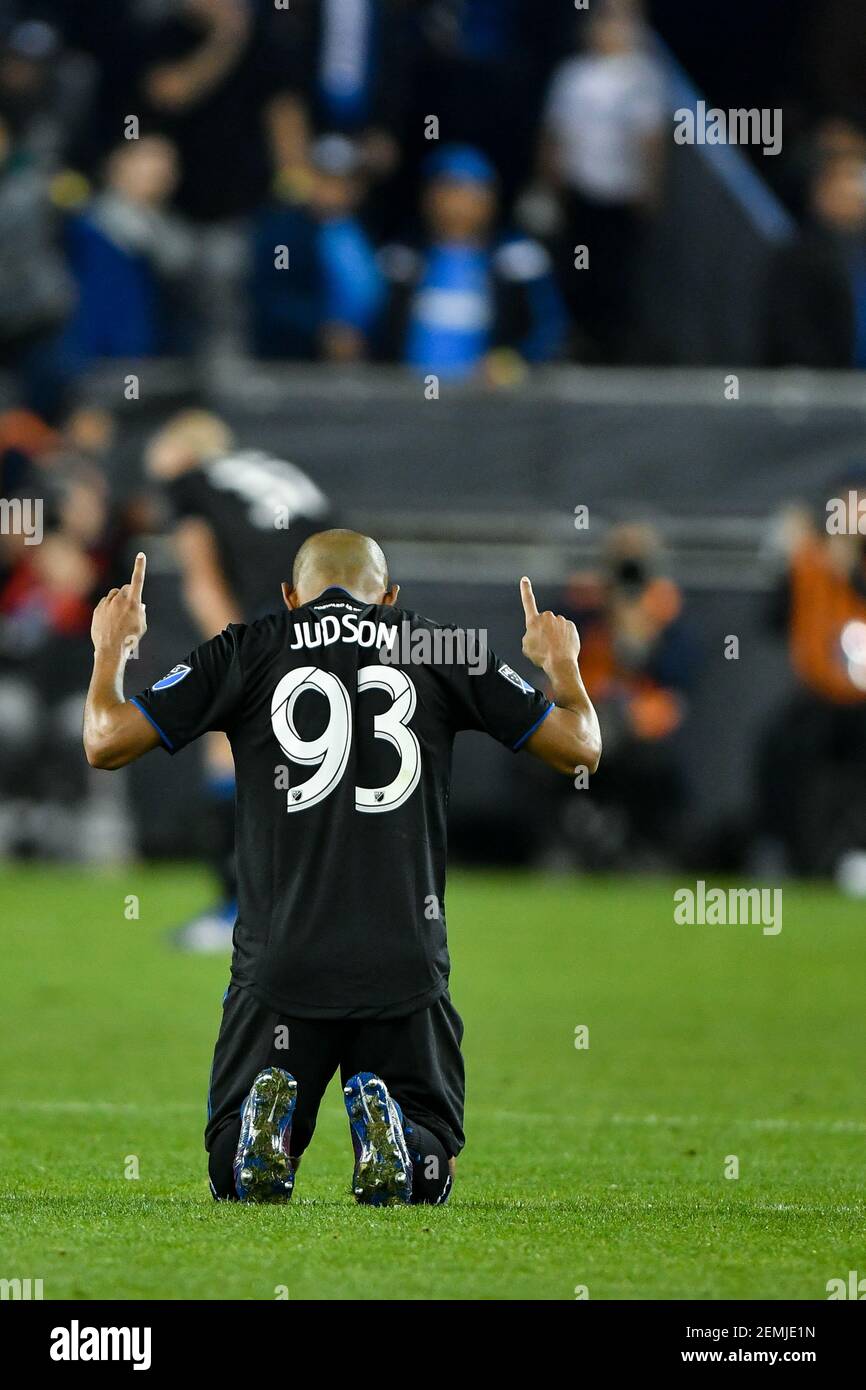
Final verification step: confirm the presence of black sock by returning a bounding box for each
[401,1119,453,1205]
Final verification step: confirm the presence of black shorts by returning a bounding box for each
[205,983,466,1162]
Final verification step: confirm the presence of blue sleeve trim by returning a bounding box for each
[512,700,555,752]
[129,697,175,752]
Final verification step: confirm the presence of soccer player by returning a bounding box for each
[83,531,601,1205]
[146,410,332,950]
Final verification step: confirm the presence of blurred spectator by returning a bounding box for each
[63,135,196,359]
[136,0,304,224]
[808,116,866,166]
[411,0,574,212]
[757,486,866,874]
[308,0,411,142]
[0,111,74,415]
[555,525,696,867]
[0,17,95,172]
[380,144,566,381]
[764,148,866,368]
[61,401,117,466]
[813,0,866,135]
[0,437,131,859]
[538,0,665,362]
[0,406,58,509]
[250,133,384,362]
[272,0,423,241]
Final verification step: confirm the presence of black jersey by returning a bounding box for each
[132,588,553,1019]
[165,451,332,617]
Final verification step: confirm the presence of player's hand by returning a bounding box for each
[91,552,147,657]
[520,576,580,671]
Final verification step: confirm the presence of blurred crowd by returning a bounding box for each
[0,0,633,417]
[4,0,866,883]
[543,502,866,882]
[2,0,866,419]
[0,403,131,857]
[5,393,866,885]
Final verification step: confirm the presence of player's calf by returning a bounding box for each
[401,1126,455,1205]
[233,1067,297,1203]
[343,1073,455,1206]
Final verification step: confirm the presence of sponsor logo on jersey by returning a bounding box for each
[497,662,534,695]
[153,664,192,691]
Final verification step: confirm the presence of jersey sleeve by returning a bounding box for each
[444,638,554,752]
[130,625,246,755]
[163,470,204,522]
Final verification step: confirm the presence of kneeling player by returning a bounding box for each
[83,532,600,1204]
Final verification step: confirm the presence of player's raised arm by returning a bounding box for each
[518,576,602,776]
[84,553,161,769]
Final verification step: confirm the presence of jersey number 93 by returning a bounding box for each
[270,665,421,814]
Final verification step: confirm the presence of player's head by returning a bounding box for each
[284,529,399,608]
[145,410,234,479]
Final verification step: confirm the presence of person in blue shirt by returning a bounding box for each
[63,135,196,361]
[250,134,384,361]
[380,144,566,382]
[764,147,866,369]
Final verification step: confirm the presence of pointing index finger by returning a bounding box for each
[520,575,538,622]
[130,551,146,602]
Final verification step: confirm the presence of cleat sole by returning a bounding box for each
[235,1068,297,1204]
[345,1076,412,1206]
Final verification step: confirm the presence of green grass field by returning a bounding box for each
[1,864,863,1301]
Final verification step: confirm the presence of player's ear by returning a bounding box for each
[382,584,400,607]
[281,582,301,610]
